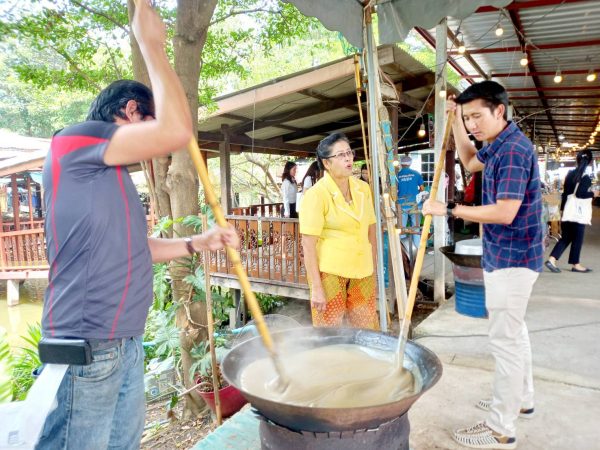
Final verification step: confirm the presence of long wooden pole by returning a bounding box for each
[396,110,455,365]
[202,214,222,426]
[187,139,288,385]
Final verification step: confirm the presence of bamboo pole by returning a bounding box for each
[396,110,455,365]
[202,214,222,426]
[187,139,287,385]
[354,54,371,188]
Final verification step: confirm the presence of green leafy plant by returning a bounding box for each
[188,341,230,391]
[10,323,42,401]
[144,307,180,363]
[254,293,284,316]
[0,331,13,403]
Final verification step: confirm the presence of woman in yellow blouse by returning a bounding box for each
[300,133,379,330]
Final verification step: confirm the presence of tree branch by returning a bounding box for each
[49,44,102,91]
[243,153,280,193]
[209,8,281,27]
[69,0,129,34]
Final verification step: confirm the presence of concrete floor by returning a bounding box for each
[411,209,600,449]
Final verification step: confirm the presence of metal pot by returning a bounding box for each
[221,327,442,432]
[440,245,482,268]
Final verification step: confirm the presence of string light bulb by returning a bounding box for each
[439,82,447,99]
[393,159,399,167]
[558,133,565,141]
[458,39,466,54]
[418,123,426,138]
[495,23,504,37]
[519,53,528,67]
[553,69,562,84]
[586,68,597,82]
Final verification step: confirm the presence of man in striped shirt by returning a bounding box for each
[423,81,543,450]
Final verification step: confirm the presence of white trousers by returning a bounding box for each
[483,268,539,438]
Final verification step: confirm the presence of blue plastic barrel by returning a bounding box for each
[454,281,487,318]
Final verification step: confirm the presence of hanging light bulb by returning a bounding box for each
[418,123,426,138]
[495,23,504,37]
[553,69,562,83]
[586,68,597,82]
[519,53,528,66]
[392,159,399,167]
[458,39,466,54]
[439,82,447,99]
[558,133,565,141]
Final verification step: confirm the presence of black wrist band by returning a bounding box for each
[447,202,456,217]
[184,237,196,255]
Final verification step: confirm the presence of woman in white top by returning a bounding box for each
[281,161,298,218]
[302,161,321,192]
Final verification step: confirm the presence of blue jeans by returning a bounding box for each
[401,211,421,250]
[36,336,145,450]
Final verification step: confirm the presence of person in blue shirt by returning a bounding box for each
[396,155,424,249]
[423,81,543,450]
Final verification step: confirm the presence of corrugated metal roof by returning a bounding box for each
[426,0,600,151]
[197,45,442,156]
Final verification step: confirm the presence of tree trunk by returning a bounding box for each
[169,0,218,420]
[128,0,218,419]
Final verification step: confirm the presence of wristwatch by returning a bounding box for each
[184,237,196,255]
[446,202,456,217]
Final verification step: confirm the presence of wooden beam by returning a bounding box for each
[508,86,600,92]
[229,94,359,135]
[221,112,302,133]
[512,95,600,100]
[476,0,589,13]
[198,131,309,153]
[449,39,600,55]
[399,73,436,92]
[212,58,355,116]
[463,69,593,78]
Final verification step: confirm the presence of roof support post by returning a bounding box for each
[219,124,232,214]
[434,18,448,304]
[364,9,388,331]
[11,174,19,231]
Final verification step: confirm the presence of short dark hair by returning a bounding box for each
[316,132,350,171]
[86,80,155,122]
[455,80,509,121]
[360,164,368,171]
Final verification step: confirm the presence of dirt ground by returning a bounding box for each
[141,293,439,449]
[141,400,217,449]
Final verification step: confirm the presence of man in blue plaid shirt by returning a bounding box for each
[423,81,543,450]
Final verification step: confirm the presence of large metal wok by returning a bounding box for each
[221,327,442,432]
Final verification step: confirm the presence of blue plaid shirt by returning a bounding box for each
[476,121,544,272]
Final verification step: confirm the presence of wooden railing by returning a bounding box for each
[0,215,308,293]
[0,228,48,270]
[201,215,306,286]
[1,218,45,232]
[231,203,283,217]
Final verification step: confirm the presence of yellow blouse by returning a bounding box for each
[299,172,376,279]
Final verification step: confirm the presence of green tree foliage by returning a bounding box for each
[0,52,92,136]
[0,0,342,133]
